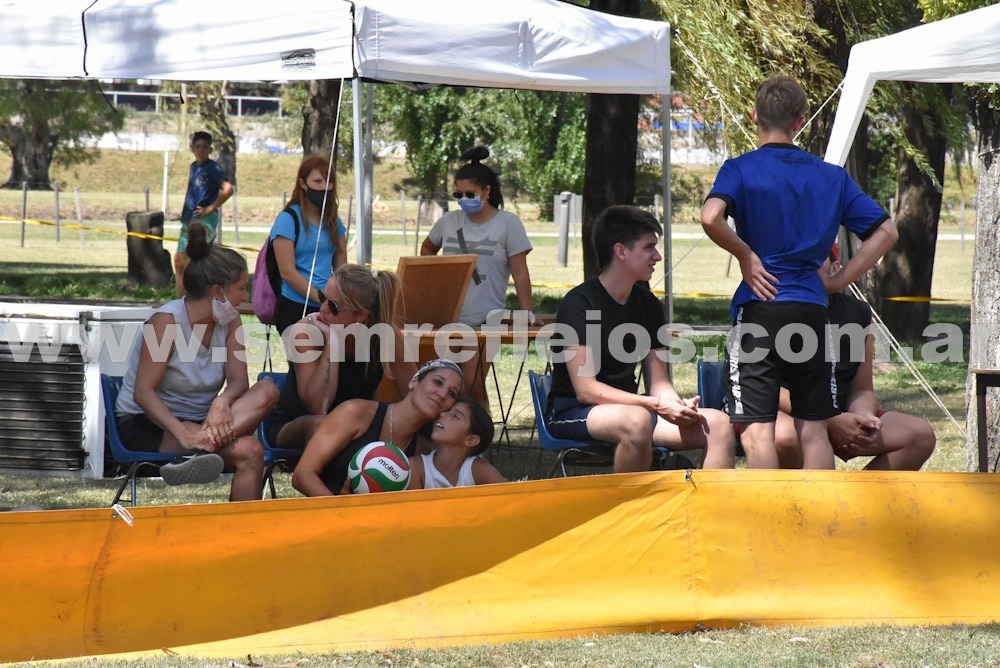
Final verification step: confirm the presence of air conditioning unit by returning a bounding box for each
[0,301,154,478]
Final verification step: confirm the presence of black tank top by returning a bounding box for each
[318,402,420,494]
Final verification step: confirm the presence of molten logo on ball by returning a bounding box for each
[347,441,411,494]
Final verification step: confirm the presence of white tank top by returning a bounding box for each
[420,453,477,489]
[116,297,229,421]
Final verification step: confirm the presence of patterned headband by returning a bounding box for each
[415,358,465,390]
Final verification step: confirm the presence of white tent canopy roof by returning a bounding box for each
[0,0,670,94]
[825,3,1000,166]
[353,0,670,93]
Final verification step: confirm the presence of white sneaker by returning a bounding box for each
[160,453,224,486]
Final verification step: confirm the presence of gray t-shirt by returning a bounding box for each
[116,298,228,421]
[427,209,532,326]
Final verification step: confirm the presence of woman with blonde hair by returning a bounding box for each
[270,154,348,333]
[266,263,417,449]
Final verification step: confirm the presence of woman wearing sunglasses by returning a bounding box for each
[265,263,417,450]
[420,145,536,327]
[269,154,348,334]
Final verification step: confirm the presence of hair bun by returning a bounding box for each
[460,145,490,164]
[184,221,211,260]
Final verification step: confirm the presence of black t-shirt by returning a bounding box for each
[549,277,668,405]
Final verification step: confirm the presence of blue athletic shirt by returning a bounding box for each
[706,143,888,320]
[181,159,228,224]
[269,203,347,306]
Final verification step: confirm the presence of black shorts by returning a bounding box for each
[117,413,165,452]
[725,301,838,423]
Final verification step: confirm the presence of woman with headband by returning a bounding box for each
[266,263,417,450]
[292,359,465,496]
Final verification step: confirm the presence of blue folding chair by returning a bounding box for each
[100,374,176,507]
[527,370,616,477]
[256,371,302,498]
[696,358,744,457]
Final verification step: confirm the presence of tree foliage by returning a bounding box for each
[0,80,125,190]
[374,85,587,214]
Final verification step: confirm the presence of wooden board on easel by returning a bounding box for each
[395,254,477,327]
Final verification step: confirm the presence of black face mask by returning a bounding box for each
[304,186,330,209]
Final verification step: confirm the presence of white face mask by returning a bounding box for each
[212,295,240,327]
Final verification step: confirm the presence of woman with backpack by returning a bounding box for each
[270,154,348,334]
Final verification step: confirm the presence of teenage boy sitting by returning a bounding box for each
[545,205,735,473]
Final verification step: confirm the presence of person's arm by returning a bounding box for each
[132,314,217,451]
[471,458,506,485]
[420,236,440,255]
[291,400,369,497]
[407,455,425,490]
[272,236,322,304]
[290,317,339,415]
[194,180,234,218]
[202,317,251,446]
[334,231,348,269]
[643,351,703,427]
[508,251,535,319]
[700,197,778,301]
[823,219,898,294]
[564,343,657,411]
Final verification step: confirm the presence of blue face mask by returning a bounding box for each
[458,196,484,215]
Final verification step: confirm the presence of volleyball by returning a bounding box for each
[347,441,411,493]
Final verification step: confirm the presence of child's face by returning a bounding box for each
[431,404,474,448]
[190,139,211,163]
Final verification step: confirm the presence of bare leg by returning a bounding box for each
[275,414,326,449]
[652,408,735,469]
[173,252,188,298]
[774,411,803,469]
[585,404,653,473]
[861,412,936,471]
[229,380,280,438]
[797,418,835,470]
[739,421,779,469]
[216,435,266,501]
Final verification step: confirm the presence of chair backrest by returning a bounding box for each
[527,370,576,452]
[696,359,728,411]
[256,371,288,449]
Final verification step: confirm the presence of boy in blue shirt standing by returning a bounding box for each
[174,131,234,296]
[701,75,897,470]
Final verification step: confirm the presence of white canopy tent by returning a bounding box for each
[824,3,1000,167]
[1,0,671,267]
[0,0,669,92]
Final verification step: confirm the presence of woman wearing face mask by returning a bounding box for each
[115,222,280,502]
[420,145,535,327]
[270,154,349,334]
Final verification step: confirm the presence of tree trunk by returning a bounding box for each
[966,98,1000,471]
[2,123,54,190]
[580,0,640,280]
[198,82,236,187]
[302,79,343,165]
[871,95,947,343]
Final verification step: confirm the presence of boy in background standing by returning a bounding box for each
[174,130,234,296]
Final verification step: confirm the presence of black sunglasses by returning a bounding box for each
[316,289,341,315]
[452,190,479,200]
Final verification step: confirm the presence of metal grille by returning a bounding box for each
[0,343,87,471]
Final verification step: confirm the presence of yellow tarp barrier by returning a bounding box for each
[3,470,1000,663]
